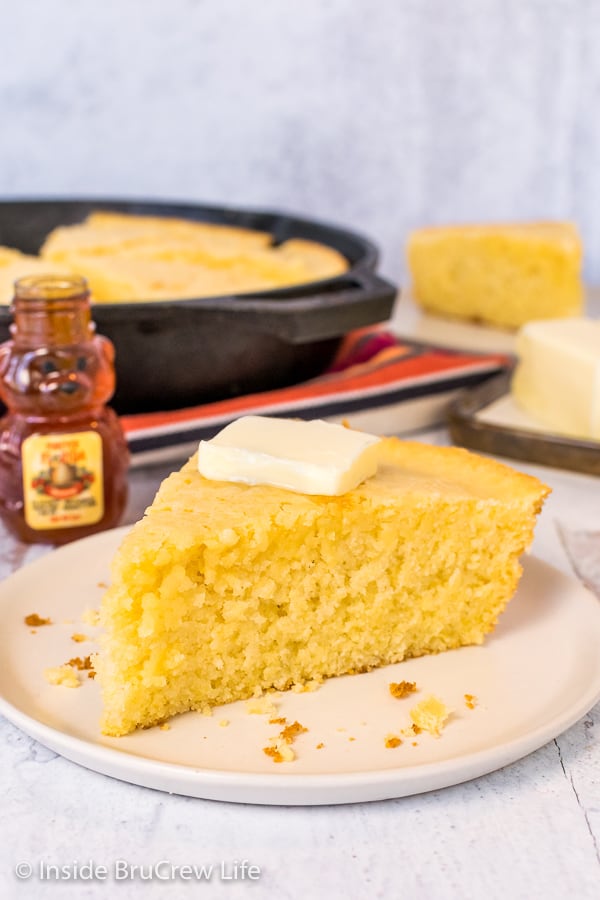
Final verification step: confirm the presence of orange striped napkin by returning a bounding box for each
[121,328,509,464]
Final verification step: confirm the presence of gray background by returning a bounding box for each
[2,0,599,283]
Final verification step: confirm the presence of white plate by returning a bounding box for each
[1,527,600,806]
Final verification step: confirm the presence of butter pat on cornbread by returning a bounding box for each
[407,222,583,328]
[96,417,549,737]
[512,318,600,440]
[198,416,382,495]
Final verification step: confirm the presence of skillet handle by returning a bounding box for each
[234,270,398,344]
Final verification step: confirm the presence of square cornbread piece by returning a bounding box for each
[407,222,583,328]
[96,439,549,736]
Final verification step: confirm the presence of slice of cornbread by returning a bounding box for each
[96,438,549,736]
[407,222,583,329]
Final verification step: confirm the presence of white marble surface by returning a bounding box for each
[2,0,600,282]
[0,436,599,899]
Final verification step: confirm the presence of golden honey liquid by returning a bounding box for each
[0,275,129,544]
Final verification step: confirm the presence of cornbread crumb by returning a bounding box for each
[348,736,356,742]
[97,582,108,590]
[316,742,325,749]
[385,735,402,749]
[279,721,308,744]
[44,665,80,688]
[389,680,417,699]
[71,633,88,643]
[263,742,295,763]
[82,608,101,627]
[246,697,278,716]
[88,671,96,679]
[159,723,171,731]
[67,655,94,671]
[410,696,451,737]
[218,719,230,728]
[268,717,287,725]
[291,679,322,694]
[464,693,478,710]
[263,719,307,763]
[25,614,52,627]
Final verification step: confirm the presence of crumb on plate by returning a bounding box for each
[25,613,52,627]
[82,608,101,627]
[71,633,88,643]
[67,655,93,671]
[389,680,417,699]
[44,665,80,688]
[246,696,278,716]
[385,735,402,749]
[410,695,451,737]
[464,693,478,710]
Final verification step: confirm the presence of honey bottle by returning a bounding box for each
[0,275,129,544]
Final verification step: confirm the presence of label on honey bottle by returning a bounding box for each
[22,431,104,530]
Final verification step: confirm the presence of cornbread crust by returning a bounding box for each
[96,438,550,737]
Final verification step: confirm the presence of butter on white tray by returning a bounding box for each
[197,415,382,495]
[512,318,600,441]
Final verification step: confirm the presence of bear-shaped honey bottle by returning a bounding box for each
[0,275,129,543]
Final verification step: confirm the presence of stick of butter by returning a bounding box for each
[512,318,600,439]
[197,416,382,495]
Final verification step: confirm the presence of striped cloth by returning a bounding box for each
[121,327,509,464]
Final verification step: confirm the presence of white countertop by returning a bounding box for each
[1,427,599,900]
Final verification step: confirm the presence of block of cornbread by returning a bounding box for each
[96,430,549,736]
[512,317,600,439]
[407,222,583,329]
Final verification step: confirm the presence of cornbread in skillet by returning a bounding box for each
[38,211,349,300]
[96,438,549,736]
[407,222,583,328]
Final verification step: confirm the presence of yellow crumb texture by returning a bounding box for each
[82,608,101,627]
[407,222,583,328]
[409,696,451,737]
[245,696,278,716]
[44,665,81,688]
[95,437,549,736]
[71,633,88,643]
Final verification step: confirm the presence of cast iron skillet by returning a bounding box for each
[0,199,397,414]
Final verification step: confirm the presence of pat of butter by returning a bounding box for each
[197,416,382,495]
[512,318,600,439]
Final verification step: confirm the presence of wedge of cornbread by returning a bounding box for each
[96,438,549,736]
[407,222,583,328]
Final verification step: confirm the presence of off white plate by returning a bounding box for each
[1,527,600,806]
